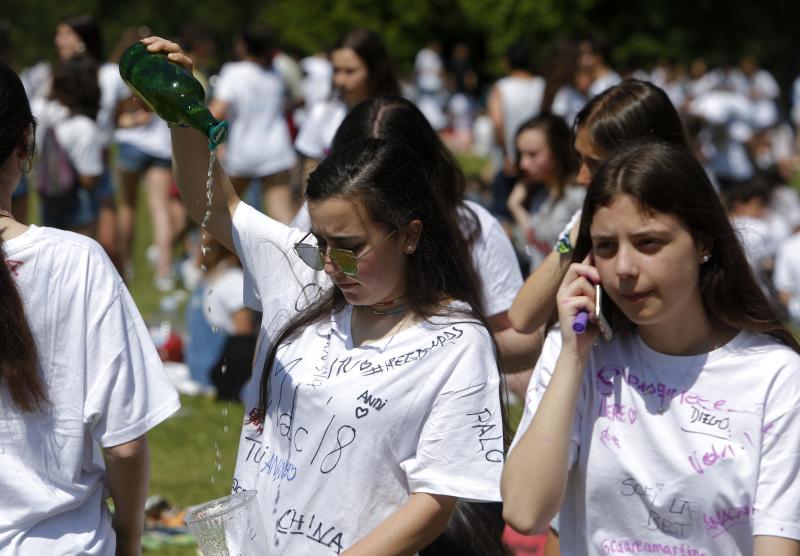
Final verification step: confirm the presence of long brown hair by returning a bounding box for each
[256,139,502,420]
[573,142,800,353]
[0,238,47,411]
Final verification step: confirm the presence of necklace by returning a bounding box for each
[0,200,14,220]
[369,295,409,316]
[634,336,704,415]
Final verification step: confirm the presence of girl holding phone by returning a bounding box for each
[502,142,800,555]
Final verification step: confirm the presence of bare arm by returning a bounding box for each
[342,493,456,555]
[208,98,228,121]
[104,435,149,556]
[754,536,800,556]
[508,212,581,333]
[501,260,600,534]
[487,310,544,374]
[508,249,570,333]
[487,85,505,151]
[138,37,242,252]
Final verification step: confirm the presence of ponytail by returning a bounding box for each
[0,239,47,411]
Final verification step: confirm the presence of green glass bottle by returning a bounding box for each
[119,41,228,149]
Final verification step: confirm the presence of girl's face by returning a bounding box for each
[517,128,556,184]
[574,126,605,186]
[331,48,370,107]
[54,24,84,60]
[307,196,417,306]
[590,194,708,331]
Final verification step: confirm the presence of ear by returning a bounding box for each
[400,219,423,254]
[696,235,713,264]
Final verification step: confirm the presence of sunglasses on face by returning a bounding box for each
[292,229,397,277]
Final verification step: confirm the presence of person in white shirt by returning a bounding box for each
[506,113,584,273]
[487,41,546,221]
[0,60,180,556]
[294,29,400,178]
[502,141,800,556]
[210,25,297,224]
[146,36,506,555]
[31,55,103,237]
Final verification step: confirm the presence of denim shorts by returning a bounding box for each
[95,166,116,203]
[40,186,99,230]
[117,142,172,173]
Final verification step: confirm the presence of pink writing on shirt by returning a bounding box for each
[600,538,705,555]
[687,443,736,474]
[702,505,752,538]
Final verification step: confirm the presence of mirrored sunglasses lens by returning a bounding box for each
[294,244,324,270]
[330,251,358,276]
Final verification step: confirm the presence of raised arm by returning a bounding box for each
[507,249,571,333]
[501,259,599,534]
[140,37,240,252]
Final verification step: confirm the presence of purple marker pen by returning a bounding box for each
[572,310,589,334]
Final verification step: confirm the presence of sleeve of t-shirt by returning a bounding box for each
[474,214,524,317]
[509,327,583,468]
[231,201,327,314]
[66,117,104,177]
[83,254,180,447]
[400,323,504,502]
[750,352,800,540]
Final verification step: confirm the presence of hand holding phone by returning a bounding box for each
[572,284,613,341]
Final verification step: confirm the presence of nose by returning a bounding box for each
[576,162,592,186]
[614,244,638,279]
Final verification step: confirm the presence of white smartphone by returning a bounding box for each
[595,284,613,341]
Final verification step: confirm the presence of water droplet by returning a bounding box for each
[211,325,219,333]
[221,364,227,375]
[200,264,207,272]
[216,463,223,471]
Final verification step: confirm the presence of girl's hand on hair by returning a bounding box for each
[141,36,194,73]
[556,256,601,359]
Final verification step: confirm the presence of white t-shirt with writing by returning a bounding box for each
[230,202,503,555]
[0,226,180,555]
[214,61,296,177]
[294,99,348,160]
[512,329,800,556]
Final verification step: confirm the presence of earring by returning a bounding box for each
[701,253,711,264]
[18,156,32,174]
[405,245,414,253]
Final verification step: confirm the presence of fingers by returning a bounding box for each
[140,36,194,72]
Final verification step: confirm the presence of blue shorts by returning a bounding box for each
[40,186,99,230]
[117,142,172,173]
[95,166,116,203]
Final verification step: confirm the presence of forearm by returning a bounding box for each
[342,492,456,556]
[501,352,583,534]
[104,435,150,556]
[488,311,545,374]
[754,535,800,555]
[508,250,570,333]
[170,126,239,251]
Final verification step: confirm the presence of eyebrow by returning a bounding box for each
[591,228,672,241]
[309,230,361,242]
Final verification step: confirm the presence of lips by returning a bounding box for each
[336,281,358,290]
[620,290,653,303]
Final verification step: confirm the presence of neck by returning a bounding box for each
[368,294,409,316]
[638,294,733,355]
[0,197,14,219]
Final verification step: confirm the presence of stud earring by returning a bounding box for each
[701,253,711,263]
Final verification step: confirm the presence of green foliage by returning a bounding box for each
[5,1,797,102]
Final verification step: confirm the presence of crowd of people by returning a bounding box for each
[2,13,800,556]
